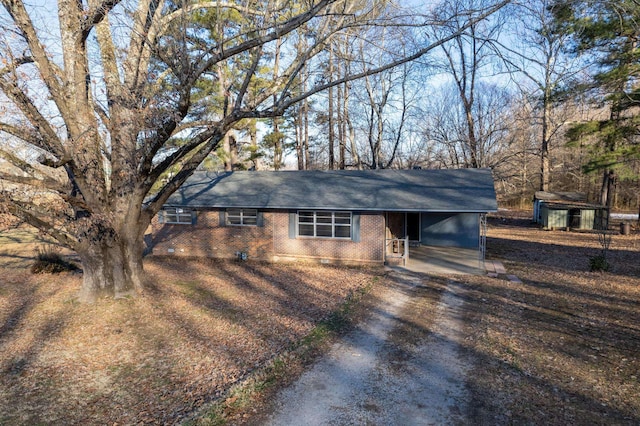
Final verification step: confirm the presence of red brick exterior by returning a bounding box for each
[151,209,385,264]
[272,212,384,264]
[151,210,273,260]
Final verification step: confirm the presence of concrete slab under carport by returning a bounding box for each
[401,245,485,275]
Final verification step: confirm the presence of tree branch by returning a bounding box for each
[191,0,336,86]
[0,147,39,176]
[1,199,77,249]
[0,171,66,193]
[0,0,66,110]
[233,49,262,113]
[81,0,122,42]
[123,0,163,94]
[144,129,224,214]
[143,125,218,193]
[267,0,511,116]
[139,86,192,177]
[0,79,66,159]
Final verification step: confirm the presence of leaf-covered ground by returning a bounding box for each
[461,212,640,424]
[1,214,639,425]
[0,239,382,425]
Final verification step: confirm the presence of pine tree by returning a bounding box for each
[553,0,640,207]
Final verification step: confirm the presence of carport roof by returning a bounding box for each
[163,168,498,213]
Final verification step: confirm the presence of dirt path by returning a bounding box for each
[264,271,470,425]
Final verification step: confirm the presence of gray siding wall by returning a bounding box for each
[580,209,595,230]
[420,213,479,248]
[541,206,568,229]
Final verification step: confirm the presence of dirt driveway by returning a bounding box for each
[263,269,470,425]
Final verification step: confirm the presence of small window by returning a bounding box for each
[163,207,193,224]
[298,211,351,238]
[227,209,258,226]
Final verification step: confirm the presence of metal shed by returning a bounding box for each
[534,192,608,230]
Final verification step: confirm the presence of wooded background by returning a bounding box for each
[204,0,640,211]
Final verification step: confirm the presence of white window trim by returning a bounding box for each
[297,210,352,239]
[226,208,258,226]
[163,207,192,224]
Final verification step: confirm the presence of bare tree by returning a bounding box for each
[490,93,541,206]
[429,0,506,168]
[496,0,580,191]
[421,81,515,170]
[348,23,417,170]
[292,23,312,170]
[0,0,510,302]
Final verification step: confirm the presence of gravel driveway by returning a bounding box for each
[264,270,470,425]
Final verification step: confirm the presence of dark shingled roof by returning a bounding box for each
[163,168,498,213]
[534,191,587,203]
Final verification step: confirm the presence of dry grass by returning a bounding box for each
[1,216,639,425]
[461,211,640,424]
[222,211,640,425]
[0,232,383,425]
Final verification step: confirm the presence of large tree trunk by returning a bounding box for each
[328,45,335,170]
[223,133,233,171]
[464,102,479,168]
[295,110,304,170]
[600,169,616,208]
[540,146,550,192]
[75,211,148,302]
[272,117,282,171]
[600,107,620,208]
[540,92,552,191]
[78,239,145,302]
[229,134,238,170]
[346,105,360,170]
[338,83,346,170]
[303,98,310,170]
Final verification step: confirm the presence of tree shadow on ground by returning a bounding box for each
[459,273,640,425]
[487,235,639,277]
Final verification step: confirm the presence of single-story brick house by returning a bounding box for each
[150,168,498,266]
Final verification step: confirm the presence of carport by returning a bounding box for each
[385,209,491,274]
[405,246,485,275]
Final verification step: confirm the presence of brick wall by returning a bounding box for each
[151,209,386,264]
[151,210,273,260]
[272,211,385,264]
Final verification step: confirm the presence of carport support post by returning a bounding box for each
[479,213,487,269]
[404,235,409,266]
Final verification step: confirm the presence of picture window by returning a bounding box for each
[298,211,351,238]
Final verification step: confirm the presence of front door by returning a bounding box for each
[407,212,420,242]
[385,212,420,241]
[386,212,405,239]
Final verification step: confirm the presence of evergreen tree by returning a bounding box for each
[553,0,640,207]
